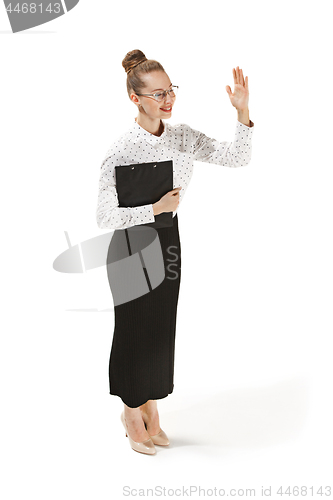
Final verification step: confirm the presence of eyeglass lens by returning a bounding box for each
[156,87,178,101]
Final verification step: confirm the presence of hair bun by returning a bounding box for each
[122,50,148,74]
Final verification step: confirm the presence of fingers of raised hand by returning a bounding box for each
[233,66,246,87]
[240,68,245,87]
[232,67,237,84]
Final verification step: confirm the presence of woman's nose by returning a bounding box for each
[163,91,173,104]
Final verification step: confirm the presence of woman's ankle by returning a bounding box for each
[124,404,142,420]
[140,399,158,416]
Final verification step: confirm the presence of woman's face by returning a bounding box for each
[131,70,176,119]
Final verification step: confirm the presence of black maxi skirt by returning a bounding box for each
[106,213,181,408]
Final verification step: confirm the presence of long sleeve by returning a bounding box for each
[96,154,155,230]
[190,119,254,167]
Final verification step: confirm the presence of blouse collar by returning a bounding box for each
[130,118,169,147]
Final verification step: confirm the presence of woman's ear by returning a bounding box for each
[130,93,140,107]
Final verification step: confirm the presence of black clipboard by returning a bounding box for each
[115,160,174,229]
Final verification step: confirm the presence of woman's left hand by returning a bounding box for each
[225,66,249,111]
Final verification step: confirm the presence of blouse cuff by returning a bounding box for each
[237,119,254,128]
[130,204,155,226]
[235,119,254,142]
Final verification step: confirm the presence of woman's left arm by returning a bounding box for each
[237,109,253,128]
[190,119,254,167]
[189,66,254,167]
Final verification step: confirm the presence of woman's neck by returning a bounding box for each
[135,114,164,137]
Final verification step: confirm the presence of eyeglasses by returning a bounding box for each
[136,85,179,102]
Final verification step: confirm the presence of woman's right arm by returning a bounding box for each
[96,155,158,230]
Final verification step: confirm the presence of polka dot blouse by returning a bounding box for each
[96,117,254,230]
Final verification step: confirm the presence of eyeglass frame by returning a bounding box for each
[135,85,179,102]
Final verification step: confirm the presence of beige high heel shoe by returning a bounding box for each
[120,412,156,455]
[142,416,170,446]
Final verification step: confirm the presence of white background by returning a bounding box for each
[1,0,332,498]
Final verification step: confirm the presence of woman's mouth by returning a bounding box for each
[160,106,172,113]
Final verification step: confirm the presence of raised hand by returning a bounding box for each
[225,66,249,111]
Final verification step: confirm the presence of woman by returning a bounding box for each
[96,49,254,455]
